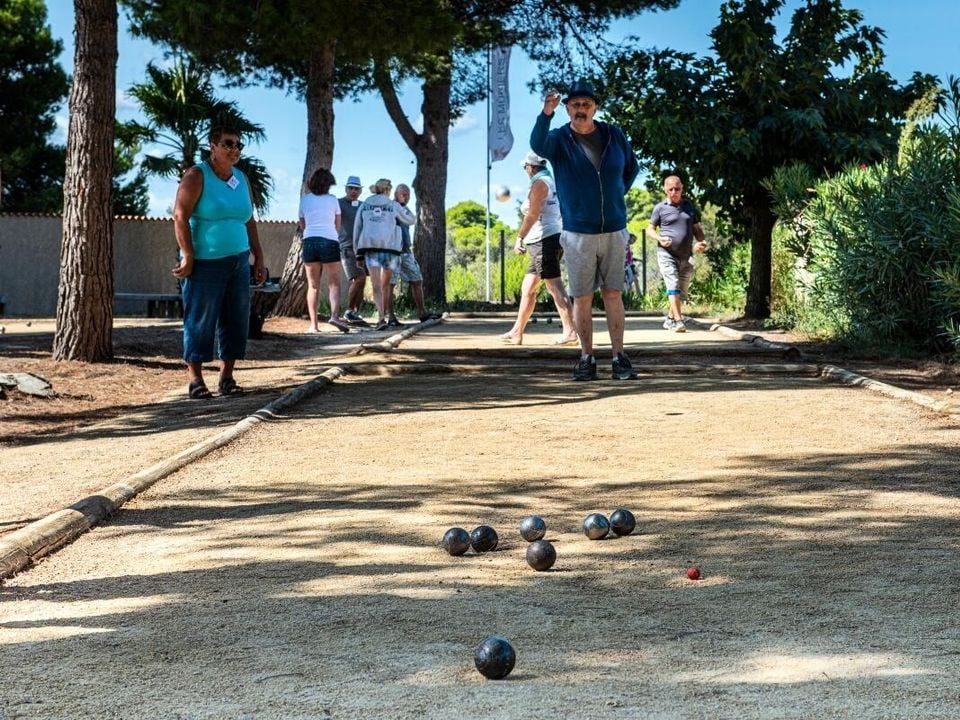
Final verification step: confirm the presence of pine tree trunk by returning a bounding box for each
[52,0,117,361]
[411,71,451,304]
[274,38,336,318]
[744,200,776,319]
[375,56,451,305]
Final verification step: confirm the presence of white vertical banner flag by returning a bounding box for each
[488,46,513,163]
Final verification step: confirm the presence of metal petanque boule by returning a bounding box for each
[582,513,610,540]
[474,635,516,680]
[609,508,636,536]
[470,524,499,552]
[442,527,471,556]
[519,515,546,542]
[525,539,556,571]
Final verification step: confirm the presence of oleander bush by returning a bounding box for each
[768,77,960,354]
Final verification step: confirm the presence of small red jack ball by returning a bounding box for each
[686,566,701,580]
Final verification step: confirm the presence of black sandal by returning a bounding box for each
[188,379,212,399]
[218,376,242,396]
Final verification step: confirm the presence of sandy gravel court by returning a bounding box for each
[1,318,958,719]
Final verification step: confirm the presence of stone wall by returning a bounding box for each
[0,214,302,317]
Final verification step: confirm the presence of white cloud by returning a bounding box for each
[116,91,139,112]
[451,112,480,136]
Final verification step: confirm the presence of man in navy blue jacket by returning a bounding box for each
[531,81,639,381]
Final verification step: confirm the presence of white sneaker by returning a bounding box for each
[673,319,687,333]
[662,317,675,330]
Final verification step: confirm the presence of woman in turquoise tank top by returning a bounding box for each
[173,126,266,399]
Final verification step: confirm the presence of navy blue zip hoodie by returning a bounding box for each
[530,112,639,234]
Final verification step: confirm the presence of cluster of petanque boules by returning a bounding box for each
[442,508,645,680]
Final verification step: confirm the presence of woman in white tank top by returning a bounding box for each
[501,152,576,346]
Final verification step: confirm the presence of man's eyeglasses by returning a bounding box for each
[219,140,244,151]
[568,101,595,110]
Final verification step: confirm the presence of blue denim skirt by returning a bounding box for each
[302,237,341,264]
[181,251,251,363]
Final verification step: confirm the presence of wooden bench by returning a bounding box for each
[114,292,183,318]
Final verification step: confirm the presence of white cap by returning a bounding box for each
[522,151,547,168]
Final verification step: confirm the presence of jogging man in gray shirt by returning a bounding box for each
[648,175,707,332]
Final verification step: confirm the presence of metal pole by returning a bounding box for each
[500,229,506,304]
[484,47,492,303]
[641,228,647,297]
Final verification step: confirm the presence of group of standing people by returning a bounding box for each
[170,125,438,399]
[170,79,707,398]
[302,174,440,333]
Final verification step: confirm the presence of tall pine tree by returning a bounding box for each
[0,0,69,211]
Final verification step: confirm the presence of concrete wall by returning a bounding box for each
[0,214,304,317]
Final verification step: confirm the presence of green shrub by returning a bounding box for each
[446,264,483,303]
[769,77,960,353]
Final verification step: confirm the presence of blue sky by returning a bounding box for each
[45,1,959,220]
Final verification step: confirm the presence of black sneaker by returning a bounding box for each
[572,355,598,381]
[387,317,404,328]
[375,319,390,331]
[612,352,637,380]
[343,310,370,327]
[419,313,442,321]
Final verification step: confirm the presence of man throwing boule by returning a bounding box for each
[530,80,639,380]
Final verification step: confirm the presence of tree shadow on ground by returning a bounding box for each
[1,440,958,716]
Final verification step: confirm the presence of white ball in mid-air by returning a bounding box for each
[495,185,511,202]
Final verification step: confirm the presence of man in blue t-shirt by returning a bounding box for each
[648,175,707,332]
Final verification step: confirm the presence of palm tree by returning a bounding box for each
[127,57,274,212]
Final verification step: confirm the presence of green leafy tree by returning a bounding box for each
[446,200,513,266]
[126,57,273,212]
[599,0,934,318]
[769,78,960,353]
[0,0,69,211]
[123,0,438,315]
[447,200,491,229]
[374,0,679,303]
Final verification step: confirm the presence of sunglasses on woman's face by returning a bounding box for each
[218,139,244,151]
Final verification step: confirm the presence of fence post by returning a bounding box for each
[641,228,647,297]
[500,229,506,305]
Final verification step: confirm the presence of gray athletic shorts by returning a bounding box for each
[391,251,423,285]
[340,244,367,280]
[656,246,694,296]
[560,228,628,298]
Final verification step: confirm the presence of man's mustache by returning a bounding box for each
[575,112,588,120]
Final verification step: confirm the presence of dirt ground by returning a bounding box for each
[0,317,958,718]
[1,315,955,446]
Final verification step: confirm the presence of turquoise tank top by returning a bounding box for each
[189,161,253,259]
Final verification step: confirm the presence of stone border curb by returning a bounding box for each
[686,318,803,359]
[820,364,956,415]
[689,318,955,415]
[360,315,444,352]
[0,319,443,581]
